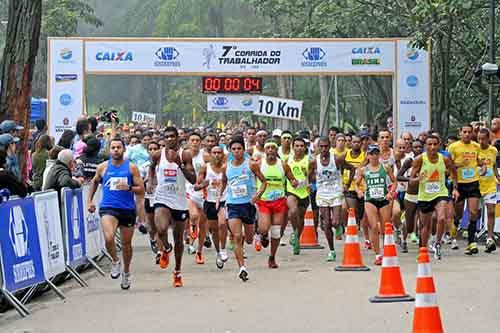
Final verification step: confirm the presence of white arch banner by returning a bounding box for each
[47,38,430,140]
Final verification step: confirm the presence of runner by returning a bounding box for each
[396,139,424,252]
[411,135,458,259]
[185,132,207,261]
[285,136,310,255]
[447,124,483,255]
[144,141,161,263]
[278,130,293,162]
[477,128,499,253]
[87,137,145,290]
[148,127,196,287]
[355,144,396,265]
[310,137,355,262]
[221,137,267,281]
[245,127,257,151]
[195,145,229,268]
[249,129,267,161]
[392,139,408,244]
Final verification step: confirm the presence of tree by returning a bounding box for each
[0,0,42,179]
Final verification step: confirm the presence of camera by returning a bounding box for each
[99,109,119,123]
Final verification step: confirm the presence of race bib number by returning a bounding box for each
[110,177,128,191]
[266,190,284,201]
[425,182,441,194]
[461,168,475,179]
[207,188,218,202]
[369,187,384,199]
[231,184,248,198]
[163,183,177,194]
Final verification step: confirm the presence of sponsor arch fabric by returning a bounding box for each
[47,37,430,140]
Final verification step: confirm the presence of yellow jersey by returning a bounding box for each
[331,147,349,158]
[447,141,480,183]
[343,150,365,192]
[478,145,498,195]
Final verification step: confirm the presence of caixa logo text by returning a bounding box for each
[96,51,133,61]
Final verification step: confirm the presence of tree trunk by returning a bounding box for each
[0,0,42,180]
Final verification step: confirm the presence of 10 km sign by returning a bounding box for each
[254,95,302,121]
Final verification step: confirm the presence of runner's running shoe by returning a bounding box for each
[326,250,336,262]
[238,267,249,282]
[374,255,383,266]
[292,236,300,255]
[485,239,497,253]
[195,252,205,264]
[173,271,183,287]
[364,240,372,250]
[204,236,212,248]
[451,239,459,250]
[410,232,418,243]
[289,232,296,246]
[138,222,148,234]
[111,260,121,279]
[401,241,408,253]
[261,234,270,248]
[434,243,442,260]
[335,226,343,240]
[220,249,229,262]
[160,245,172,269]
[254,235,262,252]
[464,242,479,255]
[268,257,279,269]
[216,253,224,269]
[120,272,131,290]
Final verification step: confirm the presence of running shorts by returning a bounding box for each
[226,203,256,225]
[256,197,288,215]
[153,203,189,222]
[99,208,136,228]
[204,201,225,220]
[457,181,481,202]
[417,196,449,214]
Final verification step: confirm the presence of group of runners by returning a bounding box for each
[86,122,500,289]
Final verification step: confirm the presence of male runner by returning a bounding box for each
[195,145,228,268]
[256,140,298,268]
[392,139,408,243]
[448,125,483,255]
[145,141,161,263]
[355,144,396,265]
[411,135,458,259]
[278,130,293,162]
[87,137,144,290]
[148,127,196,287]
[249,129,267,161]
[245,127,257,151]
[478,128,499,253]
[310,137,355,262]
[396,139,424,252]
[221,138,266,281]
[285,136,310,255]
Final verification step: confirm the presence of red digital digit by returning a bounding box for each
[224,78,232,92]
[213,78,221,91]
[204,78,212,91]
[253,78,261,91]
[233,78,241,92]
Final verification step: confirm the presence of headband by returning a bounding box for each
[264,141,278,149]
[281,133,292,139]
[257,130,268,136]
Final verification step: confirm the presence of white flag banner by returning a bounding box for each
[253,95,303,121]
[206,94,257,112]
[132,111,156,123]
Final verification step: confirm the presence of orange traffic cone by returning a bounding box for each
[300,205,324,249]
[335,208,370,271]
[369,223,414,303]
[413,247,444,333]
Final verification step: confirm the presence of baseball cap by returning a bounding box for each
[358,129,370,139]
[0,120,24,134]
[0,133,20,147]
[272,129,283,137]
[367,144,380,154]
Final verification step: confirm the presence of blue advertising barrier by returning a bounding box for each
[0,196,45,316]
[62,188,87,267]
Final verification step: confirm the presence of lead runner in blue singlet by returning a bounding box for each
[87,137,145,290]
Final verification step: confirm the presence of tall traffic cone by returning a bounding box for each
[335,208,370,271]
[413,247,444,333]
[369,223,414,303]
[300,205,324,249]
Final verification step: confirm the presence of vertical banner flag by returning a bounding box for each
[62,188,87,266]
[48,39,84,143]
[0,197,45,292]
[396,40,430,138]
[33,191,66,279]
[82,185,104,258]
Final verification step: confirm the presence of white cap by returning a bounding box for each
[272,129,283,137]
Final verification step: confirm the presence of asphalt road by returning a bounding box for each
[1,231,498,333]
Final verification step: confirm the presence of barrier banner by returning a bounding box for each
[253,95,303,121]
[82,185,103,258]
[33,191,66,278]
[206,94,257,112]
[0,197,45,292]
[61,188,87,266]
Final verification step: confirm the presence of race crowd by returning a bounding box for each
[1,114,500,289]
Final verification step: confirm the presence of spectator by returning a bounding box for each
[30,119,47,151]
[73,118,91,159]
[32,134,54,191]
[42,145,64,190]
[88,116,98,134]
[0,120,24,137]
[0,133,20,179]
[58,129,76,149]
[43,149,81,193]
[74,136,104,182]
[0,148,30,197]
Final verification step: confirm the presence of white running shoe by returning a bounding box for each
[238,266,249,282]
[111,260,121,279]
[220,249,229,262]
[451,239,459,250]
[186,244,196,255]
[121,272,131,290]
[216,253,224,269]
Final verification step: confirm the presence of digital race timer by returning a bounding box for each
[202,77,262,94]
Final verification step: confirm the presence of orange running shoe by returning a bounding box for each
[190,224,198,240]
[255,238,262,252]
[173,271,183,287]
[195,252,205,264]
[159,247,172,269]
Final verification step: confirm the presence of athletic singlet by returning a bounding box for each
[417,153,448,202]
[154,148,188,210]
[100,159,135,210]
[447,140,480,183]
[186,150,205,199]
[278,147,291,163]
[331,147,348,158]
[479,145,498,195]
[316,153,343,200]
[204,163,227,203]
[379,148,395,168]
[343,149,365,192]
[287,155,309,199]
[259,159,286,202]
[226,158,256,204]
[252,146,266,161]
[364,164,390,201]
[396,154,413,192]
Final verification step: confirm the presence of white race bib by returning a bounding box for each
[369,187,384,199]
[231,184,248,198]
[461,168,475,180]
[425,182,441,194]
[110,177,128,191]
[207,188,219,202]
